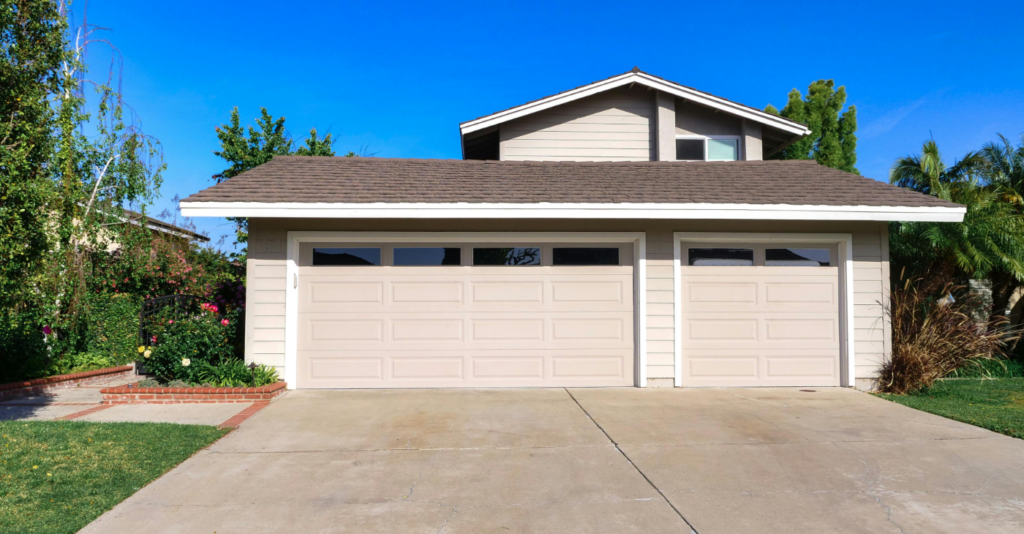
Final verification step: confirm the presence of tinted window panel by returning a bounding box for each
[676,139,704,161]
[473,247,541,266]
[766,248,830,266]
[312,247,381,266]
[552,248,619,266]
[707,138,739,161]
[393,247,461,266]
[688,248,753,266]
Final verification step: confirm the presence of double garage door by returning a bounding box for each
[296,243,635,388]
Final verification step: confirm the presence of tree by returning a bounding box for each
[213,109,338,254]
[0,0,67,308]
[889,140,1024,319]
[765,80,858,174]
[981,134,1024,210]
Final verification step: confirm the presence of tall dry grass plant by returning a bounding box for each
[879,273,1020,394]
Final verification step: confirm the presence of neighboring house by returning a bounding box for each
[76,208,209,253]
[181,68,964,391]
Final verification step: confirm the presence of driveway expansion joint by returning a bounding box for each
[564,388,700,534]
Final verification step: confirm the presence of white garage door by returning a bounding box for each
[296,242,635,388]
[679,244,841,387]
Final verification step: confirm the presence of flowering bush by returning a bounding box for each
[144,307,234,383]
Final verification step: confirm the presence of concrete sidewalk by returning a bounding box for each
[0,376,261,427]
[81,387,1024,534]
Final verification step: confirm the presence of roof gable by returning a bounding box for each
[459,68,811,138]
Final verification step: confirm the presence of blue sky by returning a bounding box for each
[78,0,1024,250]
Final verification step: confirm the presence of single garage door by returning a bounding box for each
[296,242,635,388]
[679,244,841,387]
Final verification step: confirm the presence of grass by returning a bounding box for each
[877,377,1024,439]
[0,421,227,534]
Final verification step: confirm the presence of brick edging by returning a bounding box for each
[0,365,136,399]
[101,381,288,404]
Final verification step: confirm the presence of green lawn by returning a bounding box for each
[0,421,227,534]
[877,378,1024,439]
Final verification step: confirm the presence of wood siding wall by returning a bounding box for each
[246,220,891,386]
[500,86,655,162]
[852,223,891,381]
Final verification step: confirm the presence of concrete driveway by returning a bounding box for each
[83,387,1024,533]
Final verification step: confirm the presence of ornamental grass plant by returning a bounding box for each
[879,274,1020,394]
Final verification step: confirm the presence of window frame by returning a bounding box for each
[674,135,743,162]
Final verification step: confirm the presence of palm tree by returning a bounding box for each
[889,140,1024,317]
[981,134,1024,210]
[889,140,986,196]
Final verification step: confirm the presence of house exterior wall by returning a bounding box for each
[499,86,655,162]
[675,99,742,136]
[248,218,891,387]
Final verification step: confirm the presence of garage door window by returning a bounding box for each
[553,247,619,265]
[766,248,830,266]
[688,248,754,266]
[473,247,541,266]
[394,247,462,266]
[312,247,381,266]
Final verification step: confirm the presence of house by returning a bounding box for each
[180,68,964,391]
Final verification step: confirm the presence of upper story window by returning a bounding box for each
[676,136,740,161]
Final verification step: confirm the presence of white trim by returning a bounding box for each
[182,202,965,222]
[672,232,856,388]
[284,231,648,389]
[459,71,811,137]
[637,234,648,387]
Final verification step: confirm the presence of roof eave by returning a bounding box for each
[180,201,964,223]
[459,72,811,138]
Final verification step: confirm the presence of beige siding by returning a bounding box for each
[500,86,654,162]
[247,219,892,387]
[246,229,288,375]
[645,229,675,380]
[675,99,741,136]
[852,224,890,381]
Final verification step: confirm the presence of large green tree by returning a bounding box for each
[0,0,67,307]
[213,108,338,254]
[765,80,858,174]
[889,140,1024,319]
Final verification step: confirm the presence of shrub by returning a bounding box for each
[51,352,114,375]
[145,309,234,383]
[879,277,1020,394]
[0,311,50,383]
[84,293,141,366]
[194,359,279,387]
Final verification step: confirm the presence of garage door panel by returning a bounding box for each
[391,281,464,303]
[302,356,384,382]
[298,261,634,388]
[764,318,837,342]
[391,357,463,380]
[472,357,545,380]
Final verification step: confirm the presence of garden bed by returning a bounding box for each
[0,365,135,400]
[100,381,287,404]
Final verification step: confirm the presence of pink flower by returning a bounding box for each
[42,325,52,335]
[151,335,157,343]
[168,319,174,324]
[221,319,230,326]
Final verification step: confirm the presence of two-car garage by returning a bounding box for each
[289,234,846,390]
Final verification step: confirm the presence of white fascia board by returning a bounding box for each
[459,72,811,137]
[180,201,965,223]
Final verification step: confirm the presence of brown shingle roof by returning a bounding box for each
[183,156,959,208]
